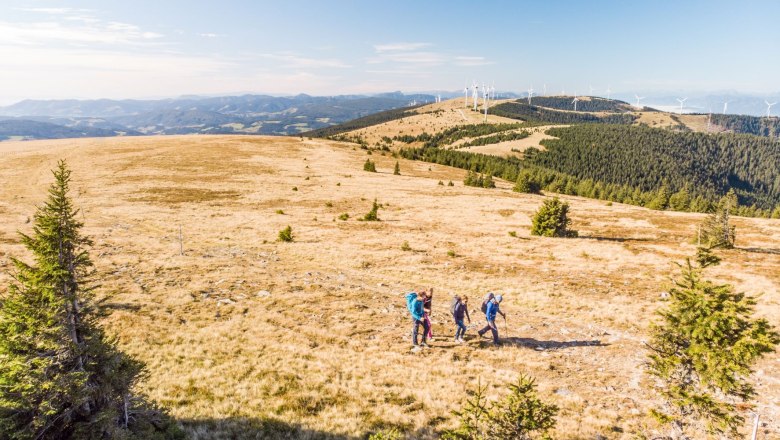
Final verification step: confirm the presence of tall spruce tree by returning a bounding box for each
[647,247,779,438]
[699,189,737,248]
[0,161,181,440]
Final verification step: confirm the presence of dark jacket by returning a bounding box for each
[453,301,470,322]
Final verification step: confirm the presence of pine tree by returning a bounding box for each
[482,174,495,188]
[699,189,737,248]
[393,161,400,175]
[513,170,540,194]
[363,158,376,172]
[647,247,779,438]
[486,375,558,440]
[361,199,380,221]
[530,197,578,238]
[0,161,181,439]
[668,187,691,211]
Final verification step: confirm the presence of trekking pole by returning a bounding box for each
[503,315,508,337]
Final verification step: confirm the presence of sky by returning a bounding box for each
[1,0,779,104]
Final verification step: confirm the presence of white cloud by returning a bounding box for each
[454,56,494,67]
[256,52,350,69]
[199,33,221,38]
[373,42,432,53]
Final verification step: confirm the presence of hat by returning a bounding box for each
[495,294,503,303]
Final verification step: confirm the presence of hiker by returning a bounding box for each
[478,294,505,345]
[451,295,471,343]
[422,288,433,339]
[406,290,430,347]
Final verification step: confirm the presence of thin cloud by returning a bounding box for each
[199,33,222,38]
[257,53,350,69]
[373,42,432,53]
[454,56,495,67]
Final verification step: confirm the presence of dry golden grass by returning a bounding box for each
[0,135,779,439]
[346,98,519,147]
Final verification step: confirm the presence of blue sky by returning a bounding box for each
[1,0,778,103]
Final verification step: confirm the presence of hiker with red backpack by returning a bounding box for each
[478,293,505,345]
[405,289,430,347]
[450,295,471,343]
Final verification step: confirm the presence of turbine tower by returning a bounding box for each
[463,82,469,108]
[472,82,479,111]
[589,84,595,96]
[676,97,688,114]
[572,93,580,112]
[606,85,612,100]
[722,101,730,115]
[484,86,490,121]
[527,86,534,105]
[634,94,645,108]
[543,83,547,96]
[766,100,777,117]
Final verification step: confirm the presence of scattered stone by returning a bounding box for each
[215,279,226,286]
[218,298,235,305]
[660,291,669,299]
[257,290,271,297]
[554,388,571,396]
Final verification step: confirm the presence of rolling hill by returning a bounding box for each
[0,134,777,439]
[0,93,436,139]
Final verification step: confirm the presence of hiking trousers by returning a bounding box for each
[412,318,430,345]
[478,319,499,344]
[454,319,467,339]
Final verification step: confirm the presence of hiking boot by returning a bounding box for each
[420,342,430,348]
[458,337,465,343]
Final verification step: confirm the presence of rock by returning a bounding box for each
[215,279,226,286]
[218,298,235,305]
[257,290,271,297]
[554,388,571,396]
[660,291,669,299]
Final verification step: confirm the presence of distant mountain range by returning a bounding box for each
[0,92,437,141]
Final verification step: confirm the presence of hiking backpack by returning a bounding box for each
[450,297,459,316]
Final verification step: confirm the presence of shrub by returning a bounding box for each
[508,231,517,237]
[278,225,293,242]
[401,241,412,251]
[393,161,401,175]
[448,181,454,186]
[325,202,333,208]
[447,250,457,257]
[361,199,380,221]
[364,159,377,172]
[438,180,444,186]
[275,209,285,215]
[368,428,402,440]
[292,186,298,191]
[530,197,577,237]
[338,213,349,221]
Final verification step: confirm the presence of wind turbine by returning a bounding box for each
[463,82,469,108]
[765,100,777,117]
[483,83,488,109]
[634,94,645,108]
[572,93,580,111]
[676,97,688,114]
[605,85,612,100]
[527,86,534,105]
[589,84,595,96]
[543,83,547,96]
[722,101,730,115]
[472,82,479,111]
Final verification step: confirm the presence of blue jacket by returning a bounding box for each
[406,292,424,321]
[486,300,500,322]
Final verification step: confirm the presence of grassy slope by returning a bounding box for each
[0,135,778,439]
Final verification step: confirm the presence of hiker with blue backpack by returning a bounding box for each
[450,295,471,343]
[406,289,430,347]
[478,293,505,345]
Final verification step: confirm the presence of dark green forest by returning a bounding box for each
[398,123,780,217]
[490,101,637,125]
[710,114,780,137]
[530,125,780,209]
[520,96,632,113]
[301,105,421,137]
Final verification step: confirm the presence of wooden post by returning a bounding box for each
[179,225,183,256]
[751,412,760,440]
